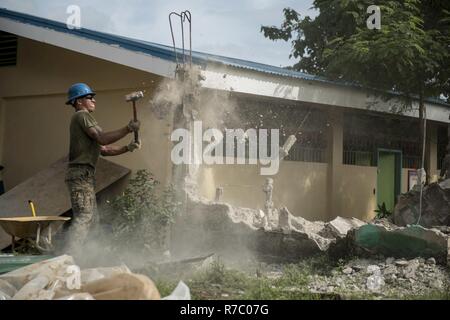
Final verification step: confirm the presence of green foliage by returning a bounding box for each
[103,169,181,255]
[374,202,392,219]
[191,259,250,288]
[262,0,450,174]
[261,1,450,103]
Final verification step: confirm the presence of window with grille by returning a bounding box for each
[202,95,329,163]
[343,112,421,168]
[231,98,328,163]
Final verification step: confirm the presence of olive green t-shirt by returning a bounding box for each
[68,110,101,169]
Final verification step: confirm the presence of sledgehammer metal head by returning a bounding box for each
[125,91,144,102]
[125,91,144,143]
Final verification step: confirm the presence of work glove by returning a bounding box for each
[127,140,141,152]
[127,120,140,132]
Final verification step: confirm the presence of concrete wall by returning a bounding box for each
[198,161,382,222]
[198,160,328,221]
[335,165,377,221]
[0,37,173,189]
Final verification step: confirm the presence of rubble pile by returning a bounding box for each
[306,257,449,298]
[175,179,450,264]
[174,182,368,260]
[394,180,450,227]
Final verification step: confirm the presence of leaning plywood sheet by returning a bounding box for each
[0,157,131,249]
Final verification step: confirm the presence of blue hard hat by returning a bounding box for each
[66,83,96,105]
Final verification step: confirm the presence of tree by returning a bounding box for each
[262,0,450,174]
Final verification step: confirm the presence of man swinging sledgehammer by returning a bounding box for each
[64,83,142,254]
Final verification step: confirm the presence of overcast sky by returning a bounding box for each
[0,0,317,67]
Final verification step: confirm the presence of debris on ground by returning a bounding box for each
[153,254,449,300]
[394,179,450,227]
[0,255,189,300]
[303,256,449,298]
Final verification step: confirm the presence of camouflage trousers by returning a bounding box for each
[64,165,97,253]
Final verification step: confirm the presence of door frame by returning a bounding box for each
[376,148,402,209]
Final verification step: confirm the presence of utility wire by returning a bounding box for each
[416,107,427,225]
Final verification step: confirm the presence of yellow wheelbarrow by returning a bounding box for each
[0,216,70,252]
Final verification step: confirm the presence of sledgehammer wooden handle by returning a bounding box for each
[133,100,139,143]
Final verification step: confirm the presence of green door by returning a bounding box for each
[377,151,396,212]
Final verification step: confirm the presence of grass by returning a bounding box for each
[145,255,450,300]
[149,255,343,300]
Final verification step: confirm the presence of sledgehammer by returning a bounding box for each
[125,91,144,143]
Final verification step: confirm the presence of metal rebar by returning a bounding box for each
[169,12,182,66]
[180,13,185,64]
[169,10,193,71]
[182,10,192,67]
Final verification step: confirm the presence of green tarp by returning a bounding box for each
[354,224,447,259]
[0,254,53,274]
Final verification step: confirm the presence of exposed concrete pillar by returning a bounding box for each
[426,123,438,182]
[326,109,343,221]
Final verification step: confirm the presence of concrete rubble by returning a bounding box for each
[305,256,449,297]
[394,179,450,228]
[172,173,450,265]
[0,255,190,300]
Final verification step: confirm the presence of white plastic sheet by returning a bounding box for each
[162,281,191,300]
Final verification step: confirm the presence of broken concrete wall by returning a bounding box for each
[171,200,332,261]
[171,168,450,264]
[171,175,366,262]
[197,162,329,222]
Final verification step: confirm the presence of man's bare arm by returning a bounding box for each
[100,145,129,156]
[87,125,130,146]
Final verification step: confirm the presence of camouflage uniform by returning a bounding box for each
[65,110,101,253]
[65,165,98,251]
